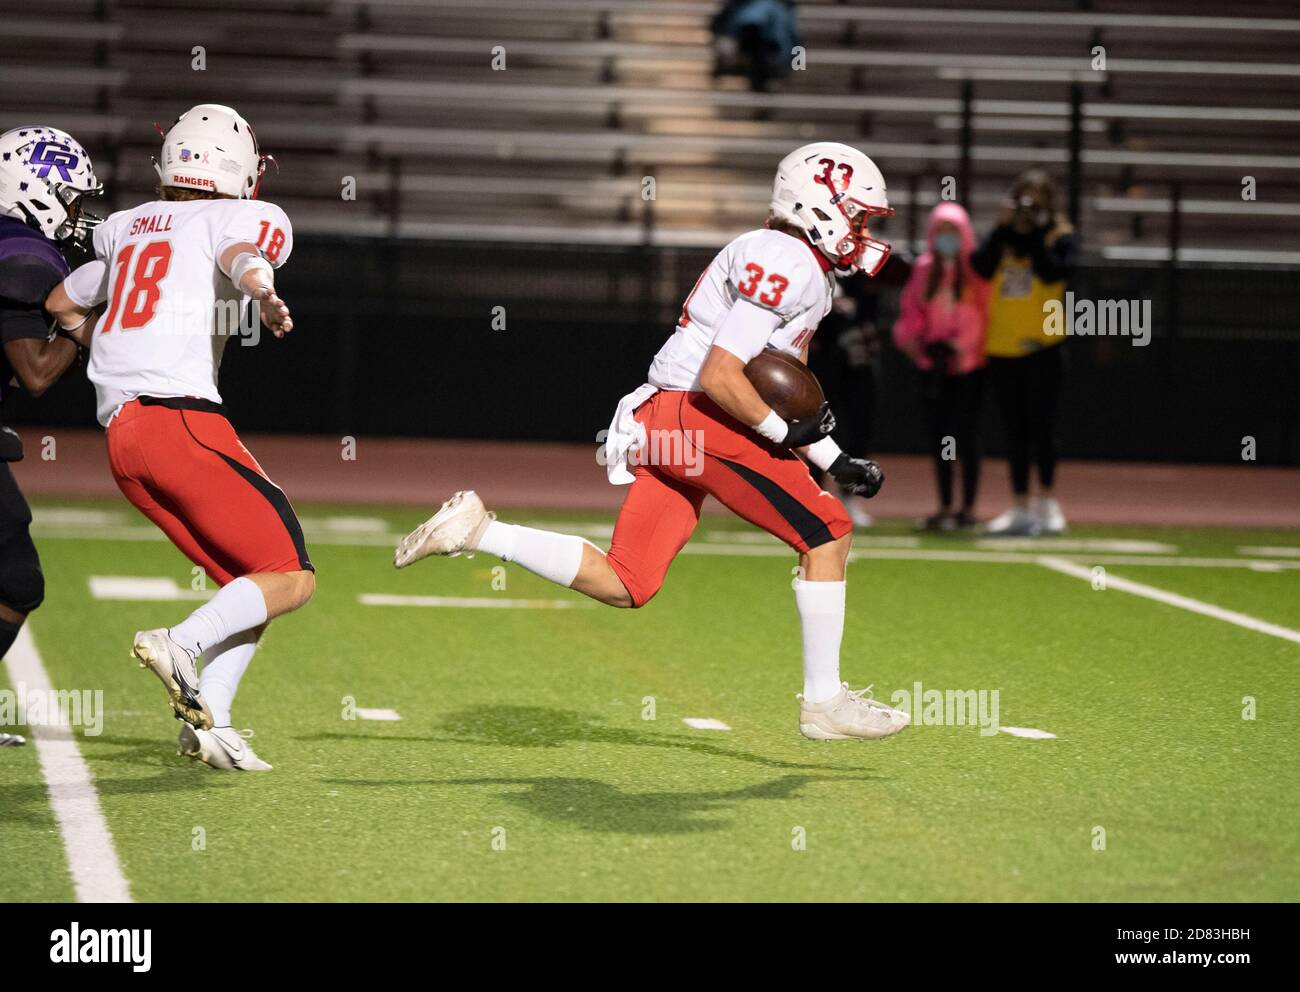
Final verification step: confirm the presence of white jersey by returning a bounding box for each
[648,228,834,390]
[64,198,293,425]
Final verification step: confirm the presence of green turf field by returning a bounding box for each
[3,498,1298,902]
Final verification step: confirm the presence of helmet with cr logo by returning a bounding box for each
[0,125,103,243]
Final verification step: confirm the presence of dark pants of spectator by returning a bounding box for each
[922,368,984,511]
[987,345,1064,496]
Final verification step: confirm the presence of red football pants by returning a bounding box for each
[106,400,313,586]
[606,390,850,607]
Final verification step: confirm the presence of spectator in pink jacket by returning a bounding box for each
[893,202,990,531]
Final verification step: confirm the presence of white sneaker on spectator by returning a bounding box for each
[984,504,1041,537]
[1034,497,1067,535]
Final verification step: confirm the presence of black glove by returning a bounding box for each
[828,453,883,498]
[0,426,24,463]
[783,402,836,448]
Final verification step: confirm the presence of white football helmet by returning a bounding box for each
[770,141,894,275]
[154,104,268,199]
[0,125,102,242]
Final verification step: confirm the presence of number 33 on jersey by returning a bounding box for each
[650,227,835,389]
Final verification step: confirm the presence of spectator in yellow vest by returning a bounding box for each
[971,170,1077,536]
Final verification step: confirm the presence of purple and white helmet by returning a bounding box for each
[0,125,103,242]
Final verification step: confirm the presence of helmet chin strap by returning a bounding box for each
[250,154,276,200]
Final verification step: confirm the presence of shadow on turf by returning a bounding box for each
[323,773,876,834]
[0,736,235,828]
[300,704,859,771]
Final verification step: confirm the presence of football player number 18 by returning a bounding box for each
[101,241,173,333]
[100,224,284,334]
[255,221,286,261]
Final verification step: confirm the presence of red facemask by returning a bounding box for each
[834,198,895,275]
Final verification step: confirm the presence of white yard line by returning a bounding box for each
[707,531,923,548]
[359,593,591,609]
[1038,556,1300,645]
[975,537,1175,553]
[5,625,131,903]
[30,521,1300,570]
[1238,545,1300,558]
[33,524,402,548]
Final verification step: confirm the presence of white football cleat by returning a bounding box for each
[798,683,911,741]
[0,732,26,747]
[983,504,1041,537]
[178,724,272,771]
[1033,496,1067,535]
[132,629,213,730]
[393,490,495,568]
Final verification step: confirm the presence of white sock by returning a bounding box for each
[198,629,259,727]
[475,521,586,588]
[794,578,845,704]
[170,576,268,657]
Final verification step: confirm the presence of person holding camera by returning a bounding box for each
[894,203,990,531]
[971,170,1077,536]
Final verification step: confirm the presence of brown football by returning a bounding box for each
[743,348,825,420]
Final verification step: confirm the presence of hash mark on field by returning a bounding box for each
[683,718,731,730]
[1039,556,1300,645]
[89,576,209,602]
[357,708,402,721]
[1000,727,1058,740]
[359,594,592,609]
[5,626,130,902]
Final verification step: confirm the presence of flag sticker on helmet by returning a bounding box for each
[155,104,268,199]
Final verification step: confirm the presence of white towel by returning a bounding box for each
[603,382,659,485]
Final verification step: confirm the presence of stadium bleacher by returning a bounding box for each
[4,0,1299,262]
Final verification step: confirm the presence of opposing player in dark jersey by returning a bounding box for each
[0,125,103,744]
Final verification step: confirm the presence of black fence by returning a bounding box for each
[9,237,1299,466]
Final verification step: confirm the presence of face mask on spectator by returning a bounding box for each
[934,232,961,258]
